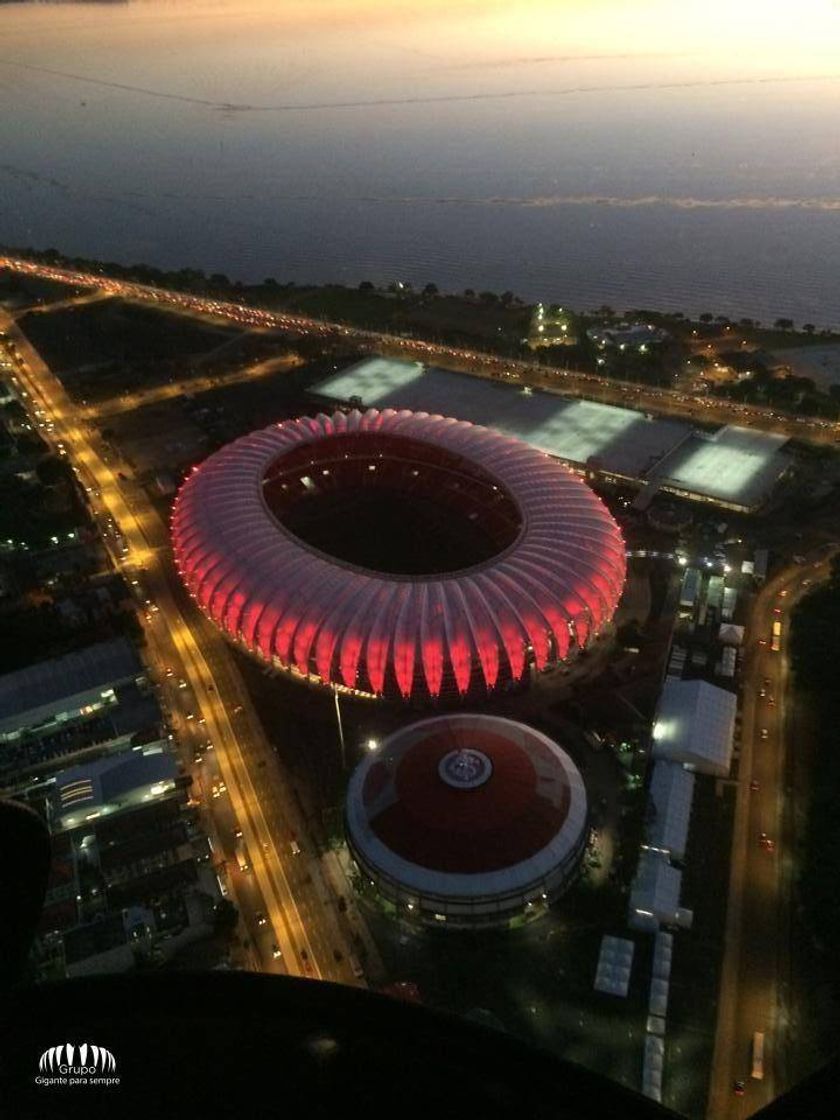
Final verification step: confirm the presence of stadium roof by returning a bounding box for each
[649,426,789,510]
[646,760,695,863]
[0,638,142,734]
[172,409,625,701]
[652,678,736,776]
[312,358,691,480]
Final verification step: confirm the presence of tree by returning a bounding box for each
[358,280,375,291]
[479,290,498,305]
[699,313,714,324]
[803,323,816,335]
[209,273,230,288]
[463,288,476,299]
[422,283,439,297]
[617,620,644,649]
[499,290,516,307]
[774,317,794,331]
[36,456,68,487]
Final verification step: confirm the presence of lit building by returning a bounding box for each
[586,323,670,351]
[50,744,182,831]
[345,714,588,928]
[0,637,145,744]
[172,409,625,703]
[311,358,790,513]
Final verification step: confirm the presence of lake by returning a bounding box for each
[2,0,840,325]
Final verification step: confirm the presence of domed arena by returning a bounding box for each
[345,714,588,928]
[171,408,625,703]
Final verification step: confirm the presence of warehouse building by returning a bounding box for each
[312,357,790,513]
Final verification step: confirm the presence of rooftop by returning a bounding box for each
[347,714,588,899]
[312,358,691,480]
[646,760,695,862]
[629,850,685,930]
[593,935,635,997]
[648,425,789,510]
[313,359,789,509]
[0,637,142,733]
[54,747,178,821]
[652,678,737,776]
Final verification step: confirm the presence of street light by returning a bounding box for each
[366,738,379,753]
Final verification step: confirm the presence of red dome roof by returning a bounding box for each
[366,726,571,873]
[346,715,588,898]
[171,409,625,701]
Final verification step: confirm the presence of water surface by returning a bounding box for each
[2,0,840,324]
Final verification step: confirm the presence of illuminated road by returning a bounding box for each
[2,255,838,445]
[22,289,116,316]
[708,548,838,1118]
[0,310,360,987]
[80,351,300,420]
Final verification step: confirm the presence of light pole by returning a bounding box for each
[333,688,346,771]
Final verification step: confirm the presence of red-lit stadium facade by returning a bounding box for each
[346,715,588,927]
[171,409,625,703]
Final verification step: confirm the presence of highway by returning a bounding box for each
[0,310,361,987]
[707,548,837,1118]
[2,254,838,445]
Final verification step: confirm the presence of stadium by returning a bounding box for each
[171,409,625,703]
[345,714,589,927]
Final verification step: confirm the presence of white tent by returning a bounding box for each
[718,623,744,646]
[629,851,694,931]
[721,586,738,621]
[593,935,636,997]
[652,931,674,980]
[647,761,695,862]
[643,1035,665,1101]
[652,678,737,776]
[649,977,670,1018]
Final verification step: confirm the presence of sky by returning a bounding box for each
[3,0,840,110]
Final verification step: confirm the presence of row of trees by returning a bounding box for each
[356,279,521,306]
[714,358,840,420]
